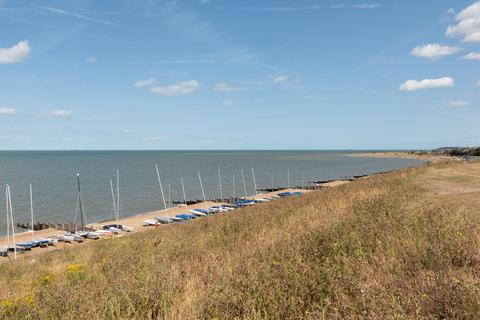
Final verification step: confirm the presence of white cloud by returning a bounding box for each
[475,79,480,87]
[134,78,156,88]
[273,74,288,83]
[448,100,471,107]
[399,77,454,92]
[86,57,96,63]
[445,1,480,43]
[200,0,210,4]
[150,80,201,96]
[213,82,246,92]
[463,52,480,60]
[141,136,170,141]
[0,107,16,115]
[464,33,480,42]
[223,100,234,106]
[410,44,461,59]
[48,110,73,117]
[0,40,30,64]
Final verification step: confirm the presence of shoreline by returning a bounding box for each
[0,188,308,261]
[351,151,461,164]
[1,153,435,262]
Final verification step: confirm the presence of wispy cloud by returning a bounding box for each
[0,40,30,64]
[48,109,73,117]
[150,80,201,96]
[462,52,480,60]
[200,0,211,4]
[258,3,382,12]
[0,107,16,115]
[160,4,219,41]
[442,8,456,21]
[223,100,234,106]
[86,57,96,63]
[399,77,454,91]
[30,4,120,27]
[134,78,156,88]
[448,100,470,107]
[141,136,170,142]
[155,58,216,64]
[214,82,246,92]
[331,3,382,9]
[0,135,28,140]
[273,74,288,83]
[157,2,257,63]
[410,44,461,59]
[0,126,20,131]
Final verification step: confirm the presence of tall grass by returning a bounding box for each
[1,167,479,319]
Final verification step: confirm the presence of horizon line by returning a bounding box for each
[0,148,428,152]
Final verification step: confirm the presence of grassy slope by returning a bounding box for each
[1,164,479,319]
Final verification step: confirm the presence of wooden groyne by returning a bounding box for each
[16,222,95,233]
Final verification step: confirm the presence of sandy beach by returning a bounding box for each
[0,153,440,262]
[0,188,308,261]
[351,151,461,164]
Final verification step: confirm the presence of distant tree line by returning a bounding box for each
[431,147,480,156]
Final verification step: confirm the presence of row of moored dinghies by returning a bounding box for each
[1,170,134,260]
[1,163,303,260]
[142,191,303,226]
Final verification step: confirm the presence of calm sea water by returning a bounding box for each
[0,150,423,234]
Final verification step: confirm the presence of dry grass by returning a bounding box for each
[1,165,480,319]
[413,161,480,195]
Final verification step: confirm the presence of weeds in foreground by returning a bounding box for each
[0,168,479,319]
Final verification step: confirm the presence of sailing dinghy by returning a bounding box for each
[143,219,159,226]
[188,209,207,216]
[155,216,174,224]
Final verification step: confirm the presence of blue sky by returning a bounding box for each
[0,0,479,150]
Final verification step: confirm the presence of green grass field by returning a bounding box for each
[1,163,479,319]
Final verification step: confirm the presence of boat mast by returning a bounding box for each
[76,173,85,231]
[5,186,10,254]
[241,169,247,199]
[155,164,167,211]
[110,179,118,221]
[168,184,171,209]
[197,171,208,210]
[251,168,258,196]
[29,184,34,241]
[218,167,223,201]
[180,176,187,206]
[287,168,290,189]
[116,169,120,221]
[232,174,235,199]
[6,185,16,259]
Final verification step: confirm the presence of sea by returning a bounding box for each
[0,150,424,234]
